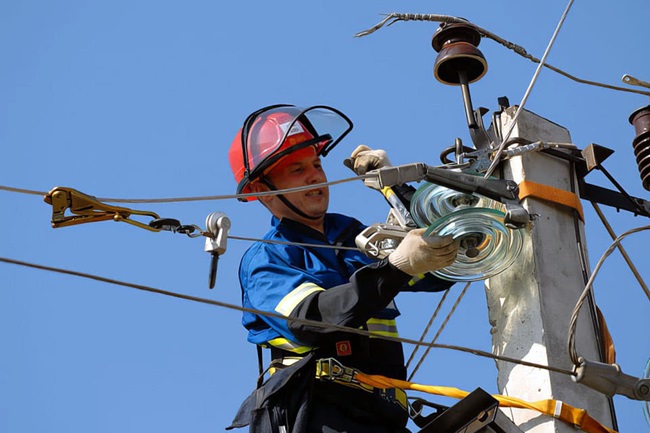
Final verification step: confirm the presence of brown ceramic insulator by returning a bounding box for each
[431,23,488,85]
[629,105,650,191]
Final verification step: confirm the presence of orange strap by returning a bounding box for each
[596,306,617,365]
[355,373,617,433]
[518,180,584,221]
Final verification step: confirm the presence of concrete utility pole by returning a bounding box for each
[484,107,616,432]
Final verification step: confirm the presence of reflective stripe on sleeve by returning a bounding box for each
[275,282,325,316]
[366,318,399,338]
[267,337,313,354]
[407,274,426,286]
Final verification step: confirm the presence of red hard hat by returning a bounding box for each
[228,105,353,202]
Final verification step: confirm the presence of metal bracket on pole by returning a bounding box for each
[573,357,650,401]
[372,163,531,229]
[373,163,519,202]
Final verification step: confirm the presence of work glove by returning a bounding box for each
[388,228,460,276]
[345,145,392,190]
[347,145,392,175]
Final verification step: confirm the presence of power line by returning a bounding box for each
[355,12,650,98]
[0,175,372,204]
[567,224,650,366]
[408,281,471,381]
[0,255,576,376]
[485,0,575,178]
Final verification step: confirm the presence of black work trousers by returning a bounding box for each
[306,380,410,433]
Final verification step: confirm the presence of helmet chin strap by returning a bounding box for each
[260,178,321,221]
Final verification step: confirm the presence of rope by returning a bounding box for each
[0,256,576,376]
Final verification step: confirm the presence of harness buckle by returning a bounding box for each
[315,357,348,381]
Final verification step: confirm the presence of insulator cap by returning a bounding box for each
[629,105,650,191]
[431,22,488,85]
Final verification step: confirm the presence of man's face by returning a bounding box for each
[258,146,329,229]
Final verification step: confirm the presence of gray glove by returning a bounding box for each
[388,228,460,276]
[348,145,392,175]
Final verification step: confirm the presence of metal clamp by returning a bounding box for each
[355,224,409,259]
[572,357,650,401]
[204,212,231,289]
[44,186,160,231]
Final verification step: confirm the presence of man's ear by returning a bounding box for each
[250,180,272,205]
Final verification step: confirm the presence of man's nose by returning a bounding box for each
[306,166,326,183]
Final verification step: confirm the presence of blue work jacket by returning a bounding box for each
[238,213,452,372]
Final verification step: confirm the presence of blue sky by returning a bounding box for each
[1,1,649,432]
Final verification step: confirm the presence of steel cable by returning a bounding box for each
[0,256,576,376]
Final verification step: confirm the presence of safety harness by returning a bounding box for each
[315,357,409,412]
[264,352,409,414]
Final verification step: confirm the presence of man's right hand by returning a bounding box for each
[347,145,392,175]
[388,228,460,276]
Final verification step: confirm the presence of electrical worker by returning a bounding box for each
[227,104,459,433]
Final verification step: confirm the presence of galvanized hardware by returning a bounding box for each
[149,218,203,238]
[573,357,650,401]
[204,212,231,289]
[355,224,409,259]
[371,164,532,229]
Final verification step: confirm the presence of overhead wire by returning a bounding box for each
[0,175,374,204]
[567,224,650,366]
[4,10,648,430]
[484,0,575,178]
[404,287,451,370]
[590,202,650,301]
[0,256,576,377]
[7,3,648,401]
[228,235,360,251]
[354,13,650,98]
[407,281,471,381]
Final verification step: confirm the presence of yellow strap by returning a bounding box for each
[518,180,584,221]
[354,373,617,433]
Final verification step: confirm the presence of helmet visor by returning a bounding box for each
[240,105,353,182]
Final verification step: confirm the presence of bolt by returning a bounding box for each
[638,383,649,397]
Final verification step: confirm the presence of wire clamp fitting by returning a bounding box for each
[44,186,161,231]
